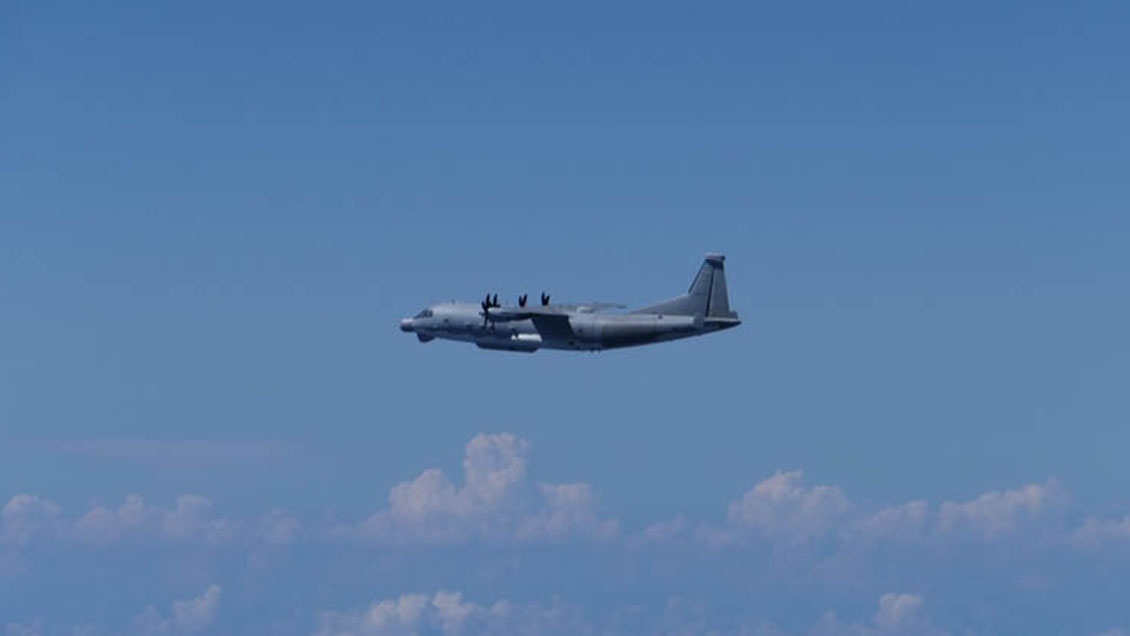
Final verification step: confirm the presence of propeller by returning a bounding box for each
[541,292,550,306]
[492,294,499,307]
[481,293,493,326]
[518,294,527,308]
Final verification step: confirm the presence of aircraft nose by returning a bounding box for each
[399,318,415,332]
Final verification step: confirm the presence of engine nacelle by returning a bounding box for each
[476,333,542,353]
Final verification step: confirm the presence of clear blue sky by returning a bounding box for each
[2,1,1129,633]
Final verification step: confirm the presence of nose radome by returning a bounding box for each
[399,318,414,332]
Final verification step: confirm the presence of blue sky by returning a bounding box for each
[2,1,1129,633]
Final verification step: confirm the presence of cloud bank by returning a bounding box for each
[4,433,1130,634]
[314,589,952,636]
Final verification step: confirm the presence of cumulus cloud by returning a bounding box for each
[316,593,429,636]
[0,435,1091,554]
[315,590,953,636]
[131,585,222,635]
[936,480,1065,538]
[851,500,931,544]
[73,494,236,546]
[314,590,593,636]
[1,492,300,551]
[2,588,224,636]
[257,508,302,546]
[341,433,616,544]
[1,496,61,547]
[1073,515,1130,547]
[517,483,619,541]
[724,470,852,544]
[692,470,1067,549]
[811,593,949,636]
[8,434,614,551]
[636,515,688,546]
[6,433,1130,635]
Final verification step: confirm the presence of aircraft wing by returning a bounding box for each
[483,306,576,339]
[528,313,575,340]
[555,301,626,313]
[486,303,623,320]
[484,306,568,321]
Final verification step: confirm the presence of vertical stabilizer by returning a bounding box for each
[633,253,738,319]
[696,253,737,318]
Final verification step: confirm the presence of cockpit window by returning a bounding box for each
[414,309,434,319]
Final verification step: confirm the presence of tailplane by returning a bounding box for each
[633,253,739,319]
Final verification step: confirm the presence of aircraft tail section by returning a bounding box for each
[633,253,738,319]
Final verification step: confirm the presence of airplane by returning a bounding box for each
[399,253,740,353]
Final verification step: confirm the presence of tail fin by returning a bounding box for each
[689,253,737,318]
[633,253,739,318]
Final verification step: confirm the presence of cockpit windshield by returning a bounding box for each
[414,309,434,319]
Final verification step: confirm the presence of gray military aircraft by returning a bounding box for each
[399,253,740,353]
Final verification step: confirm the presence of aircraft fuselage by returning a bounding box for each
[399,302,738,352]
[398,253,741,353]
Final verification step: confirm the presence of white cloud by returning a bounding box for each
[694,471,1067,549]
[517,483,619,541]
[314,591,591,636]
[313,593,431,636]
[4,621,41,636]
[339,594,427,635]
[6,434,1130,635]
[431,591,476,634]
[315,590,953,636]
[1073,515,1130,547]
[342,433,616,544]
[160,496,233,544]
[72,494,235,546]
[725,470,852,543]
[1,493,297,550]
[257,508,301,546]
[0,436,1088,554]
[636,515,688,546]
[873,593,928,632]
[851,500,930,544]
[936,480,1064,538]
[131,585,222,635]
[1,496,61,547]
[811,593,949,636]
[459,433,530,513]
[10,435,603,551]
